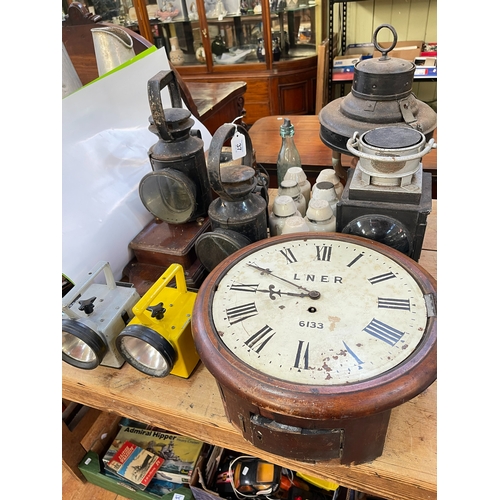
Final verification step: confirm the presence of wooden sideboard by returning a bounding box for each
[179,57,318,126]
[62,198,437,500]
[188,81,247,134]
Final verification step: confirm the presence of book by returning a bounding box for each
[103,425,205,484]
[102,466,181,497]
[106,441,165,491]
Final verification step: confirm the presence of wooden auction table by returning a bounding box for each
[62,198,437,500]
[249,115,437,199]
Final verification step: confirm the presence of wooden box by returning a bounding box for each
[129,218,211,269]
[62,403,121,482]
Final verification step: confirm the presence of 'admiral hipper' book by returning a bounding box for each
[105,441,165,490]
[103,426,205,484]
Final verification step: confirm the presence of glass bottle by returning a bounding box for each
[272,37,281,61]
[257,38,265,62]
[277,118,302,187]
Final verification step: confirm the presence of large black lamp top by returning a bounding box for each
[319,24,437,155]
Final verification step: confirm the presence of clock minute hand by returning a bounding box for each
[247,263,321,300]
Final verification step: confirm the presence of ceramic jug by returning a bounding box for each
[91,26,135,76]
[169,37,185,66]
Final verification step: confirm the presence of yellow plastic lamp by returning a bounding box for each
[116,264,199,378]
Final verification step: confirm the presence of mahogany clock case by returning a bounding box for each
[192,233,437,464]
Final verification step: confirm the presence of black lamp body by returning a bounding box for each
[338,125,435,262]
[337,168,432,262]
[140,70,212,224]
[206,123,268,243]
[195,123,268,272]
[319,24,437,157]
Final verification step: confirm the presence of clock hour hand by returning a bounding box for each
[256,284,309,300]
[247,263,321,300]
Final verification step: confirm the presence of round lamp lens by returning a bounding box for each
[139,170,196,224]
[121,336,169,373]
[62,320,106,370]
[342,214,412,255]
[62,331,97,363]
[116,325,176,378]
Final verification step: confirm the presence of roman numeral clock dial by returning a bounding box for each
[192,234,437,464]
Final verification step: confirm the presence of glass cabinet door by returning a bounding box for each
[90,0,320,69]
[206,7,267,66]
[204,0,320,67]
[136,0,208,67]
[269,0,318,62]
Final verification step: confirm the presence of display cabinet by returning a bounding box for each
[91,0,323,124]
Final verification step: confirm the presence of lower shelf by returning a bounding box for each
[62,360,436,500]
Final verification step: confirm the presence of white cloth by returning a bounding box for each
[62,48,212,286]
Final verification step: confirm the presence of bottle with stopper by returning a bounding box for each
[281,215,310,235]
[284,166,311,205]
[276,118,302,187]
[311,180,339,218]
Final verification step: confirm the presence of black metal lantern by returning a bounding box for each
[206,123,268,243]
[336,126,436,261]
[195,123,268,272]
[139,70,212,224]
[319,24,437,156]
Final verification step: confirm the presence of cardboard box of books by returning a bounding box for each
[79,418,209,499]
[103,425,206,484]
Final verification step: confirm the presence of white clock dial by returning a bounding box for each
[211,237,429,385]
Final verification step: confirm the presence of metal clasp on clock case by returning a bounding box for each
[248,414,344,462]
[424,293,437,317]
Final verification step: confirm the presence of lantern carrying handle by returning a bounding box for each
[147,70,184,141]
[207,122,255,199]
[373,24,398,60]
[347,131,436,162]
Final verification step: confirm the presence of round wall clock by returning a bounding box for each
[192,233,437,464]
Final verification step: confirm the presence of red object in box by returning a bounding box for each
[421,42,437,57]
